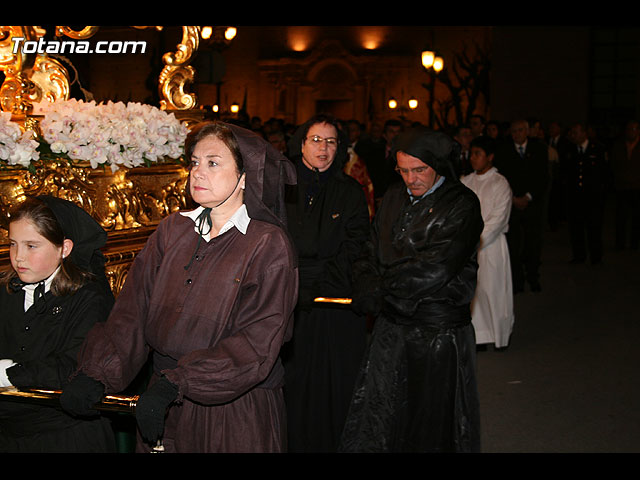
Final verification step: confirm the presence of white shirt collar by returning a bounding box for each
[408,175,446,204]
[580,139,589,151]
[22,265,60,311]
[180,204,251,242]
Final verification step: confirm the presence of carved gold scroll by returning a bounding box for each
[0,26,56,114]
[0,26,201,115]
[158,26,200,111]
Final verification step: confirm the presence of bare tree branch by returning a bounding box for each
[421,39,491,131]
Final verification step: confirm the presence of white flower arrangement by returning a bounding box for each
[0,111,40,168]
[1,99,188,172]
[40,99,188,171]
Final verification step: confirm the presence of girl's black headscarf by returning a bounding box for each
[35,195,108,277]
[12,195,114,302]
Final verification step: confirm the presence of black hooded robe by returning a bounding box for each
[283,124,371,453]
[340,129,484,452]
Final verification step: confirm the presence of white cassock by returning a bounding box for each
[461,167,515,348]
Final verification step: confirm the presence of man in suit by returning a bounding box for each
[546,121,573,230]
[469,114,485,139]
[547,121,569,152]
[562,123,611,265]
[453,125,473,176]
[494,119,550,293]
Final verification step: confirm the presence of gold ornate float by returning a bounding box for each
[0,25,221,295]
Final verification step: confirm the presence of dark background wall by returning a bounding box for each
[62,25,640,137]
[491,25,640,138]
[490,26,591,127]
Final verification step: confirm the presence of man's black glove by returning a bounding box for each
[135,376,179,444]
[297,288,315,312]
[351,292,382,317]
[59,373,105,417]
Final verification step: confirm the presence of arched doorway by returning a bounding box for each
[311,60,357,119]
[304,55,365,122]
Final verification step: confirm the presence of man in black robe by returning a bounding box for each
[340,127,484,453]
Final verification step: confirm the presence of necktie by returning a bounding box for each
[518,145,525,158]
[34,281,45,303]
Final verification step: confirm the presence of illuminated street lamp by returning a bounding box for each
[422,50,435,69]
[199,26,238,116]
[201,26,237,45]
[421,49,444,128]
[224,27,237,42]
[422,50,444,73]
[201,26,213,40]
[387,92,417,115]
[433,56,444,72]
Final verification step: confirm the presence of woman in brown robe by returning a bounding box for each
[60,121,298,453]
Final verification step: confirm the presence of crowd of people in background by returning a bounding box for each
[220,110,639,355]
[261,111,637,256]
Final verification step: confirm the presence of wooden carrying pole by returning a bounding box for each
[313,297,352,305]
[0,298,352,415]
[0,386,139,414]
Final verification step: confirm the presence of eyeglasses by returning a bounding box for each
[305,135,338,147]
[395,166,430,175]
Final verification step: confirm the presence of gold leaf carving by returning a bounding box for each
[28,55,70,104]
[54,26,99,40]
[159,26,200,110]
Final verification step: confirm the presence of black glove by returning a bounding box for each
[351,292,382,317]
[135,376,179,444]
[297,288,315,312]
[59,373,105,417]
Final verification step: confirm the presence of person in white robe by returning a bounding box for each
[461,136,515,349]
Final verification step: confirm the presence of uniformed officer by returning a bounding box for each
[562,123,611,265]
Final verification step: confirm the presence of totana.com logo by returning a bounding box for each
[11,37,147,54]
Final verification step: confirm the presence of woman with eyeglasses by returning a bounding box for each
[281,114,370,452]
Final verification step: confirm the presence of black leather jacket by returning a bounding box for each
[353,178,484,325]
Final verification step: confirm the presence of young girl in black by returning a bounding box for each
[0,196,116,452]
